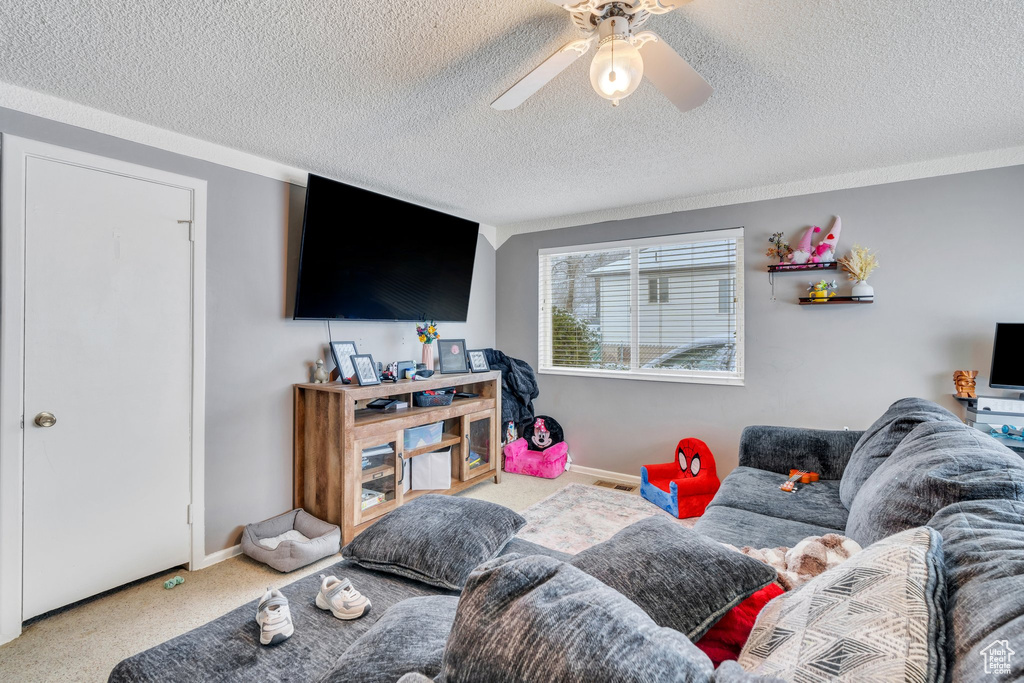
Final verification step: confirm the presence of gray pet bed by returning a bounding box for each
[241,508,341,572]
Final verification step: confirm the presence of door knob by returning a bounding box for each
[34,412,56,428]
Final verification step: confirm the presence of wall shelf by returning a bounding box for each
[767,261,838,273]
[798,296,874,306]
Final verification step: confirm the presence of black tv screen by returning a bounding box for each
[991,323,1024,390]
[294,174,479,321]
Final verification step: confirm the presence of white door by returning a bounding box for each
[21,153,194,619]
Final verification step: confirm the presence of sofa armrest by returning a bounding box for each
[738,426,865,480]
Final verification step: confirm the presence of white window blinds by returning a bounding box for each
[538,228,744,385]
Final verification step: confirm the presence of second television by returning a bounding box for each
[294,174,479,321]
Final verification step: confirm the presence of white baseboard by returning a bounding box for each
[197,544,242,570]
[569,464,641,485]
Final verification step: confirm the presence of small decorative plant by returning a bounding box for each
[417,321,439,345]
[766,232,793,263]
[838,245,880,282]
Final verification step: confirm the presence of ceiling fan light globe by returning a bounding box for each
[589,38,644,102]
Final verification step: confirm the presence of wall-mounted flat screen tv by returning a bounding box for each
[293,174,479,321]
[991,322,1024,391]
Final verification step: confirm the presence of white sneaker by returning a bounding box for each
[255,588,294,645]
[315,575,371,620]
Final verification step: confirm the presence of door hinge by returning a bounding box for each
[20,415,24,429]
[187,504,193,525]
[178,219,194,242]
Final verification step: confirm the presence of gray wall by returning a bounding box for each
[0,107,496,553]
[497,164,1024,478]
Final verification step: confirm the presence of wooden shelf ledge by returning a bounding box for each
[406,433,462,459]
[798,296,874,305]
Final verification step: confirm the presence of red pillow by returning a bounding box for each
[694,582,784,666]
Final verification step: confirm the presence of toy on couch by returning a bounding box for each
[503,416,569,479]
[640,438,721,518]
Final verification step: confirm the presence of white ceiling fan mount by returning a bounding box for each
[491,0,712,112]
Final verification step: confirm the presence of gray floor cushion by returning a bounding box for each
[709,467,849,530]
[846,420,1024,546]
[839,397,960,508]
[570,516,777,641]
[929,500,1024,682]
[326,596,458,683]
[240,508,341,572]
[108,559,456,683]
[342,494,526,590]
[438,553,715,682]
[694,504,843,549]
[738,527,947,682]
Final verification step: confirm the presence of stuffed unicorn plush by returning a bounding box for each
[814,216,842,263]
[787,225,821,264]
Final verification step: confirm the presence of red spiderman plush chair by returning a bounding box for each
[640,438,721,518]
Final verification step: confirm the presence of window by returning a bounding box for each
[718,279,734,314]
[648,277,670,303]
[538,228,743,385]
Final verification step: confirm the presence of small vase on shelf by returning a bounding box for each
[421,343,434,370]
[851,280,874,299]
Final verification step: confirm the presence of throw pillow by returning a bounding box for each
[326,596,458,683]
[845,420,1024,546]
[569,516,778,640]
[694,583,784,666]
[738,527,947,682]
[341,494,525,590]
[928,500,1024,682]
[839,397,959,508]
[439,553,716,683]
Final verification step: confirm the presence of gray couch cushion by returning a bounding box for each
[846,420,1024,546]
[928,500,1024,682]
[709,467,848,530]
[108,559,455,683]
[327,596,458,683]
[569,516,777,641]
[738,426,864,480]
[839,397,960,508]
[694,504,843,549]
[342,494,526,590]
[438,553,715,682]
[738,527,947,683]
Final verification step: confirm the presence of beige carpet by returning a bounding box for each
[0,469,626,682]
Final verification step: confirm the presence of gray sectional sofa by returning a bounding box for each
[109,397,1024,682]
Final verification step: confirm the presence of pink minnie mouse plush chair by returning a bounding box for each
[503,416,568,479]
[640,438,720,518]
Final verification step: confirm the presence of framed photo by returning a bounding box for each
[396,360,416,380]
[438,339,468,374]
[351,354,380,386]
[466,349,489,373]
[329,341,358,382]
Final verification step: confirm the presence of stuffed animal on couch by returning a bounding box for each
[640,438,721,518]
[503,416,569,479]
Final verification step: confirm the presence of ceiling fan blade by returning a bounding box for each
[491,37,594,111]
[635,31,712,113]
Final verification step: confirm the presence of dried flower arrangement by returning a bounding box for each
[765,232,793,263]
[838,245,880,282]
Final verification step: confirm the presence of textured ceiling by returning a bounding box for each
[1,0,1022,233]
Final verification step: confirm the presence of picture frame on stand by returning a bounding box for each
[438,339,468,374]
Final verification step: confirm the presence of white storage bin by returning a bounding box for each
[404,421,444,451]
[411,448,452,490]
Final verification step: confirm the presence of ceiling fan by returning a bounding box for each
[491,0,712,112]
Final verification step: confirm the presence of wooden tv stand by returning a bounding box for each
[293,371,502,543]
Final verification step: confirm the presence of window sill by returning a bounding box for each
[538,366,745,386]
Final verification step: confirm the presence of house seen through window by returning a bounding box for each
[538,228,744,384]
